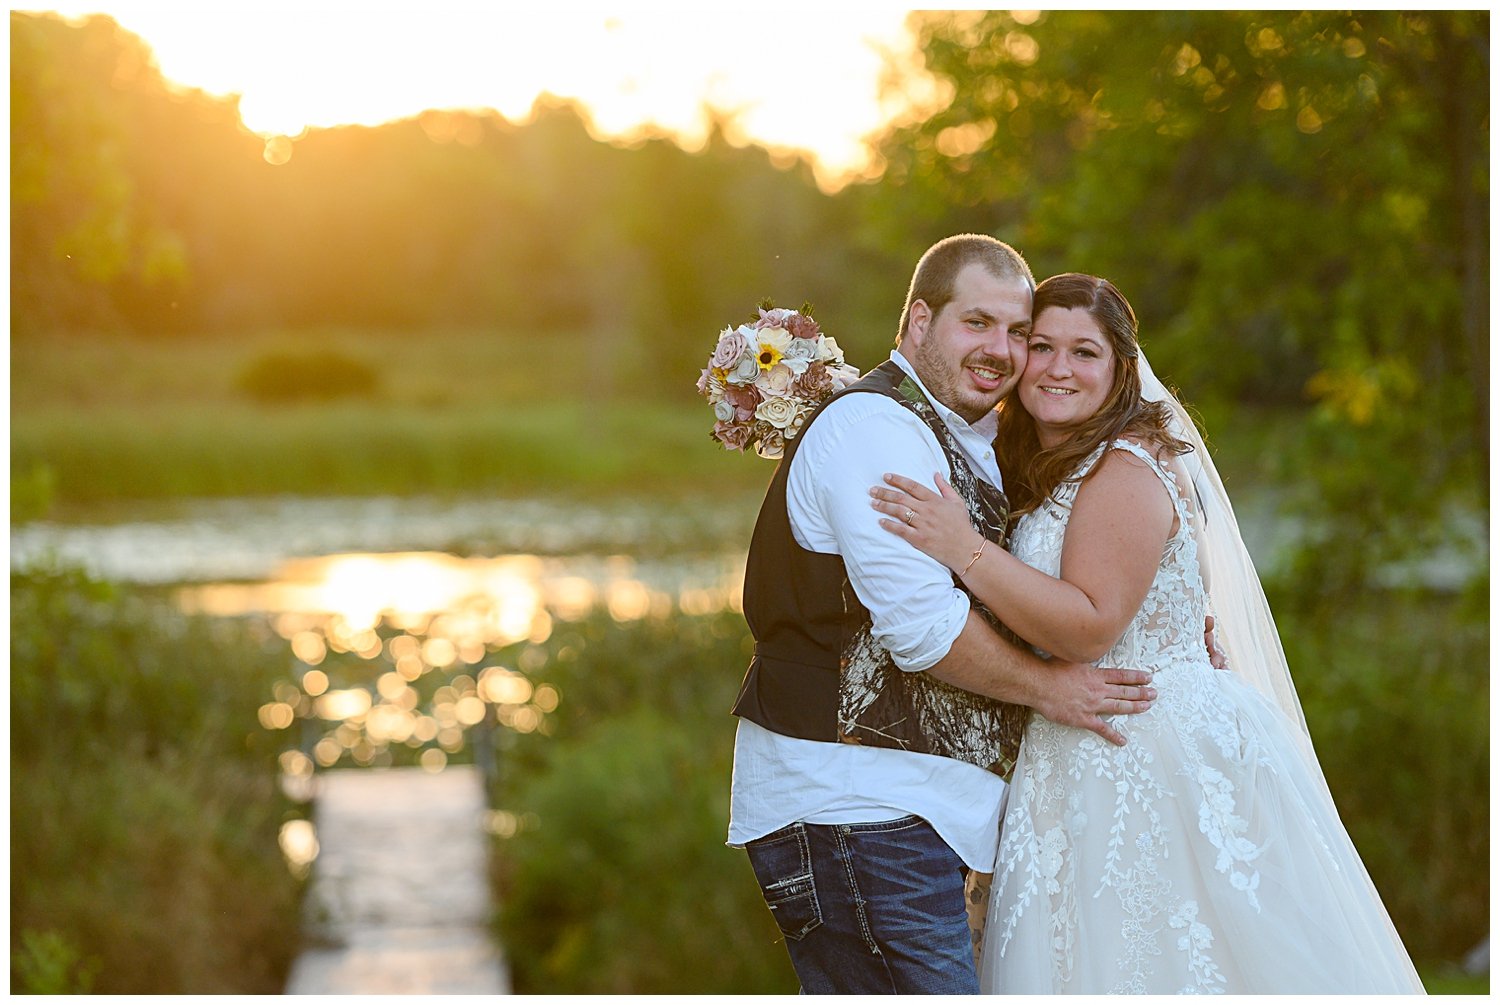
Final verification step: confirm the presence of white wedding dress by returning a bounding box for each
[979,439,1425,994]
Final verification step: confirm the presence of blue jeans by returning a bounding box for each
[743,815,978,994]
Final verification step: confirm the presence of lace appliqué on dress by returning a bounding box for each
[991,440,1271,994]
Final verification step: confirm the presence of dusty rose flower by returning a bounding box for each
[756,362,797,397]
[714,419,752,451]
[793,361,833,399]
[722,382,760,422]
[785,312,821,341]
[755,394,799,429]
[710,328,750,370]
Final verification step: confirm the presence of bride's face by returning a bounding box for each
[1020,306,1116,448]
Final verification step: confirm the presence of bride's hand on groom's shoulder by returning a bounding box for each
[868,471,981,571]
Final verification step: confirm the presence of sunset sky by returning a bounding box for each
[24,4,942,188]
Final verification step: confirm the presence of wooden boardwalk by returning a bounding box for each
[283,765,510,995]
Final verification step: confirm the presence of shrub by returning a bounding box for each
[10,568,303,993]
[234,348,380,404]
[487,611,796,994]
[1275,586,1490,964]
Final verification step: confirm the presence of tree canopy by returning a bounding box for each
[866,10,1487,591]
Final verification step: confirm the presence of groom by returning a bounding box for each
[726,234,1157,994]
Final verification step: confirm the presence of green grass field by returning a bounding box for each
[11,328,780,517]
[12,327,1298,518]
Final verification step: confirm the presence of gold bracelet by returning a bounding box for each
[961,539,986,576]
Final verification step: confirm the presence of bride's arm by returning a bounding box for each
[871,450,1174,663]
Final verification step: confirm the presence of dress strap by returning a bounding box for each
[1105,438,1192,528]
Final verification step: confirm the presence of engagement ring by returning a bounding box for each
[903,508,916,526]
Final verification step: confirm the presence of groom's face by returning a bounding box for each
[904,262,1032,424]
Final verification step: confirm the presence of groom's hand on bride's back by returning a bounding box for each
[1037,660,1155,747]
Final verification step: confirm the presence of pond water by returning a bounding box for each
[11,493,764,788]
[10,489,1482,788]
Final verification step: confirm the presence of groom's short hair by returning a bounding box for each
[896,234,1035,345]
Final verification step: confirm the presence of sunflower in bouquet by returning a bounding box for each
[695,301,862,459]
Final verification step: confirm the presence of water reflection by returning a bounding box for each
[183,550,742,791]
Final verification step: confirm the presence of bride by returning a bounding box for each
[869,273,1424,994]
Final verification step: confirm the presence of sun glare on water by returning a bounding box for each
[27,4,934,187]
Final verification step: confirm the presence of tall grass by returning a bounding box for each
[11,328,768,513]
[10,569,303,993]
[483,609,797,994]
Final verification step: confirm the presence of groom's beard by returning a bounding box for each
[915,345,1017,423]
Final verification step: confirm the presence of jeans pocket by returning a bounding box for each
[745,825,823,942]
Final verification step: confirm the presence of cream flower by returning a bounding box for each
[756,362,797,398]
[755,427,787,459]
[780,337,819,375]
[755,394,799,429]
[755,326,792,371]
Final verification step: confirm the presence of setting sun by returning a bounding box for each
[24,4,934,187]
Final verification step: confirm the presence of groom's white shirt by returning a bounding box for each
[728,349,1008,872]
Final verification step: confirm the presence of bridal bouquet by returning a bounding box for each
[696,302,862,459]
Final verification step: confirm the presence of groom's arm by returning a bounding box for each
[792,395,1154,746]
[925,610,1155,747]
[791,396,978,668]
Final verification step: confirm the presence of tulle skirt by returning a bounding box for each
[979,660,1425,995]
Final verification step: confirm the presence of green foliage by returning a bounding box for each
[234,348,381,403]
[10,12,204,334]
[10,462,57,522]
[11,930,99,995]
[8,13,879,393]
[486,611,796,994]
[1418,969,1490,995]
[10,568,303,993]
[1274,587,1489,963]
[869,10,1488,587]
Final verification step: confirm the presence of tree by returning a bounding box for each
[867,11,1488,590]
[10,13,189,334]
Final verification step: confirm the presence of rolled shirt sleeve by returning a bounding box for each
[786,393,973,673]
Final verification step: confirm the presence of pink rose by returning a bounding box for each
[714,420,752,451]
[710,328,750,370]
[757,307,796,328]
[722,382,760,421]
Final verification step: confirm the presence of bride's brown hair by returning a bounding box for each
[996,273,1192,519]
